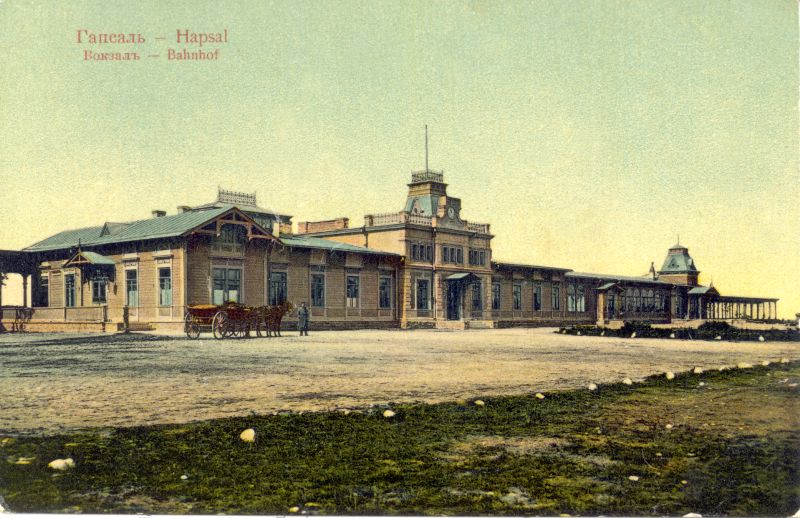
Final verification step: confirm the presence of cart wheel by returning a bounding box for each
[212,311,229,340]
[184,313,201,339]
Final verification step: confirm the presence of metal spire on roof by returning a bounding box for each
[424,124,429,172]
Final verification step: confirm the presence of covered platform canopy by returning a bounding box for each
[687,284,779,321]
[0,249,37,275]
[444,272,480,282]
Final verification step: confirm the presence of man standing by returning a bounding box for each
[298,301,309,336]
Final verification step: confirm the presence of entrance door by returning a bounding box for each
[446,283,461,320]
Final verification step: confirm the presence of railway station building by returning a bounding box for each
[0,171,780,332]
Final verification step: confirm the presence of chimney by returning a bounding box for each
[279,222,293,235]
[152,210,166,218]
[177,205,191,213]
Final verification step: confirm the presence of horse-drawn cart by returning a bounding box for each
[184,302,293,339]
[184,303,262,340]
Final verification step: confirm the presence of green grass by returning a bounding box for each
[1,363,798,515]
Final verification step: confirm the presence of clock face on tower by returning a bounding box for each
[447,206,455,219]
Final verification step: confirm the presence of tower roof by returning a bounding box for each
[659,242,699,274]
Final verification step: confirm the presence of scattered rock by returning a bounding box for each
[758,335,765,342]
[628,475,640,481]
[669,333,676,338]
[474,400,485,407]
[288,506,300,513]
[180,474,188,480]
[693,367,703,374]
[383,410,396,418]
[239,428,256,443]
[698,382,705,387]
[622,378,633,385]
[666,372,675,380]
[737,362,752,369]
[47,458,74,471]
[714,335,722,340]
[683,513,702,517]
[761,360,770,366]
[665,424,673,430]
[630,332,637,338]
[588,383,598,391]
[535,393,545,399]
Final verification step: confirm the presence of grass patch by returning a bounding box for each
[1,363,798,515]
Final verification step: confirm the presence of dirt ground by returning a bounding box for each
[0,328,797,435]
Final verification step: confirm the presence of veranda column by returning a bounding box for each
[22,274,28,308]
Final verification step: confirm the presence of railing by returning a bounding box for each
[411,170,444,183]
[26,306,108,322]
[364,212,433,227]
[467,222,491,234]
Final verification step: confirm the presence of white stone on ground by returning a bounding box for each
[622,378,633,385]
[628,475,639,481]
[48,458,74,470]
[239,428,256,442]
[535,393,545,399]
[588,383,597,391]
[474,400,485,406]
[693,367,703,374]
[666,372,675,380]
[383,409,396,418]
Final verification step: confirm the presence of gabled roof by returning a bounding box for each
[688,285,719,296]
[278,236,399,257]
[64,250,115,267]
[24,206,253,252]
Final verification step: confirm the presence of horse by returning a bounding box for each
[257,301,294,337]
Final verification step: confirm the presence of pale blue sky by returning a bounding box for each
[0,0,797,315]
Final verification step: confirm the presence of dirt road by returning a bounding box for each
[1,328,797,434]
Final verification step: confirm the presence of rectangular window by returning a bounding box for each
[38,275,49,307]
[125,269,138,307]
[346,275,360,308]
[268,270,287,306]
[443,246,450,263]
[577,285,586,312]
[65,273,76,307]
[416,279,429,310]
[492,282,501,310]
[311,273,325,307]
[551,283,561,311]
[411,244,419,260]
[158,267,172,306]
[472,282,482,311]
[513,283,522,311]
[456,248,463,264]
[214,268,242,305]
[480,250,485,265]
[533,283,542,311]
[92,278,107,305]
[426,245,433,262]
[379,276,392,309]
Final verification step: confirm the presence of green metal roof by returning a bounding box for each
[659,248,698,273]
[566,271,669,285]
[24,206,231,252]
[79,251,115,265]
[278,236,399,256]
[688,285,718,295]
